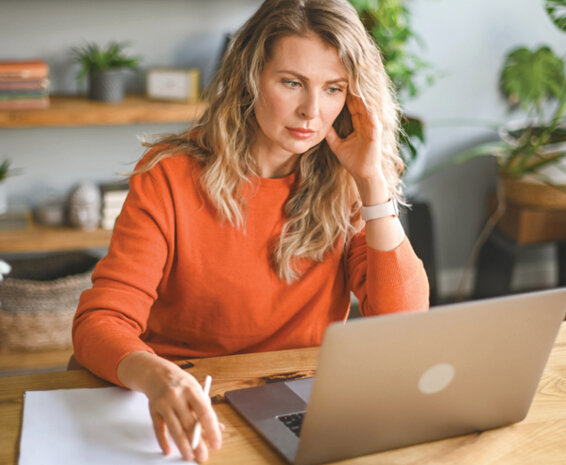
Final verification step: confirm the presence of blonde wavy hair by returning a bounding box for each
[138,0,403,282]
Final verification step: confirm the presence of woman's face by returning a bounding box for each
[254,32,348,177]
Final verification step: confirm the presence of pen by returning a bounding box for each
[191,375,213,450]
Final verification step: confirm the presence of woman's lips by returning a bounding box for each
[286,127,315,139]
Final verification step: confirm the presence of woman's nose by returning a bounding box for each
[298,90,319,119]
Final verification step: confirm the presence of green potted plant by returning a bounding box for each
[72,41,141,103]
[348,0,435,187]
[439,0,566,209]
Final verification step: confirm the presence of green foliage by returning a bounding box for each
[72,41,141,89]
[437,124,566,181]
[0,160,11,182]
[545,0,566,32]
[0,160,13,182]
[348,0,433,101]
[500,46,565,116]
[494,9,566,181]
[399,114,425,160]
[348,0,434,170]
[431,1,566,182]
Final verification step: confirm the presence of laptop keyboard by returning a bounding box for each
[277,412,305,437]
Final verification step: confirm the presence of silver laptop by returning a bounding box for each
[225,288,566,465]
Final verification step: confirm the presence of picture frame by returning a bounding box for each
[146,68,200,103]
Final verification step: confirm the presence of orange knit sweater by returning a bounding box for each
[73,153,429,385]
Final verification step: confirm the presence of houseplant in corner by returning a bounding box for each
[72,41,141,103]
[443,0,566,209]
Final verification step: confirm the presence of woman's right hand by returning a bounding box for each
[117,351,223,462]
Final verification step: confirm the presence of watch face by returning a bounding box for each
[147,69,200,102]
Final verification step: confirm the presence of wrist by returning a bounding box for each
[117,350,162,391]
[354,173,389,205]
[360,198,399,222]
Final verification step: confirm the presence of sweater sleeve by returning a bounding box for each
[72,161,174,386]
[346,231,430,316]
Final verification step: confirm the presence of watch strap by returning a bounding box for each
[360,198,399,221]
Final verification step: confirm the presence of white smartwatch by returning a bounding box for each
[360,198,399,221]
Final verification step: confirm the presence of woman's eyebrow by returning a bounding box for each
[275,69,348,85]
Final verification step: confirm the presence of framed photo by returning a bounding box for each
[146,68,200,103]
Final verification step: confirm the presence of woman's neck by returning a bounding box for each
[256,151,299,179]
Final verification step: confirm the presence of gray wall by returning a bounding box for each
[1,0,565,297]
[406,0,565,295]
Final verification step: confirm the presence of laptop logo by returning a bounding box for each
[418,363,455,394]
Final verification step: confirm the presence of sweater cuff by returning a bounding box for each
[367,237,422,286]
[73,328,155,387]
[366,237,430,313]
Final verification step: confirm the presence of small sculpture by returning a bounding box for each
[68,181,101,230]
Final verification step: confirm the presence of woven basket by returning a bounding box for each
[0,252,98,351]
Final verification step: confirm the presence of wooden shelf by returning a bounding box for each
[0,94,207,128]
[0,224,112,254]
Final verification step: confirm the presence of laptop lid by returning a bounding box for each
[226,288,566,465]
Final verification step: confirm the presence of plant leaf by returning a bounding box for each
[545,0,566,32]
[0,160,10,181]
[500,46,566,110]
[72,40,141,75]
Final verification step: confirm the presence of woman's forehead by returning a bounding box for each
[265,33,348,80]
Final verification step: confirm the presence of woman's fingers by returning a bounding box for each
[118,354,223,462]
[147,372,222,461]
[188,387,223,451]
[193,435,210,463]
[150,410,171,456]
[151,402,214,463]
[347,93,380,138]
[162,407,196,461]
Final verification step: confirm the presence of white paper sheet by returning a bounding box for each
[19,387,193,464]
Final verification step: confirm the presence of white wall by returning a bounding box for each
[1,0,565,298]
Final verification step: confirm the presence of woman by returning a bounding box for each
[73,0,429,461]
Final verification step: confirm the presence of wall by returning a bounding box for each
[1,0,565,298]
[0,0,262,201]
[406,0,566,297]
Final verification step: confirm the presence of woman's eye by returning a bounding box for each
[327,86,344,95]
[283,79,301,88]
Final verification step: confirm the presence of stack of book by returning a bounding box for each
[0,59,50,110]
[100,181,129,230]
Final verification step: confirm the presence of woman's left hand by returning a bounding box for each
[325,93,385,185]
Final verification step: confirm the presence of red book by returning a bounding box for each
[0,60,49,80]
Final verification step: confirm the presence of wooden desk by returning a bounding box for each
[1,325,565,465]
